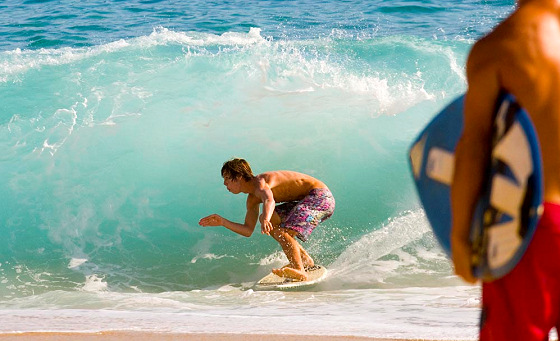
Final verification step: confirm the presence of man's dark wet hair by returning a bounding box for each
[221,158,254,181]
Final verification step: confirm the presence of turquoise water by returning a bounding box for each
[1,1,514,339]
[1,0,507,50]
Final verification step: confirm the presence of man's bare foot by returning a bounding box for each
[272,267,308,281]
[302,258,315,269]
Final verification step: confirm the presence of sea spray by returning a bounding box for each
[0,28,473,297]
[324,209,459,289]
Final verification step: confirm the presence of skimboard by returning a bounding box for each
[408,92,543,280]
[254,265,327,291]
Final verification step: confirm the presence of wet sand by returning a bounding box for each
[0,332,463,341]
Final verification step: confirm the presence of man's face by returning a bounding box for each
[223,176,241,194]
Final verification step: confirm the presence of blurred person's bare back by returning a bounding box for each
[468,0,560,202]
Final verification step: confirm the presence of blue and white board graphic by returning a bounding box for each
[409,93,543,280]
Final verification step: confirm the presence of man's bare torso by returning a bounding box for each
[252,170,327,203]
[473,0,560,202]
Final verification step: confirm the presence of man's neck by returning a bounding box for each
[240,177,257,194]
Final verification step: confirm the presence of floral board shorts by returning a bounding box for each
[274,188,335,242]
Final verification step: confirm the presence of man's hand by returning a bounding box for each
[451,236,478,284]
[199,214,224,227]
[261,219,273,236]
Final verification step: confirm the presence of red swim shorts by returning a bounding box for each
[480,202,560,341]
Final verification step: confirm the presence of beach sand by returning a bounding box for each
[0,332,463,341]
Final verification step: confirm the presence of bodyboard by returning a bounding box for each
[254,265,327,291]
[408,93,543,280]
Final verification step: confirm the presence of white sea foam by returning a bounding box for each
[256,251,286,266]
[136,26,269,48]
[330,210,430,272]
[81,275,108,292]
[0,286,482,340]
[322,209,458,289]
[190,253,235,264]
[0,27,271,83]
[68,258,88,269]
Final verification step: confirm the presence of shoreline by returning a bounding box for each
[0,332,466,341]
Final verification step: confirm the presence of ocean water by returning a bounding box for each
[0,1,518,339]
